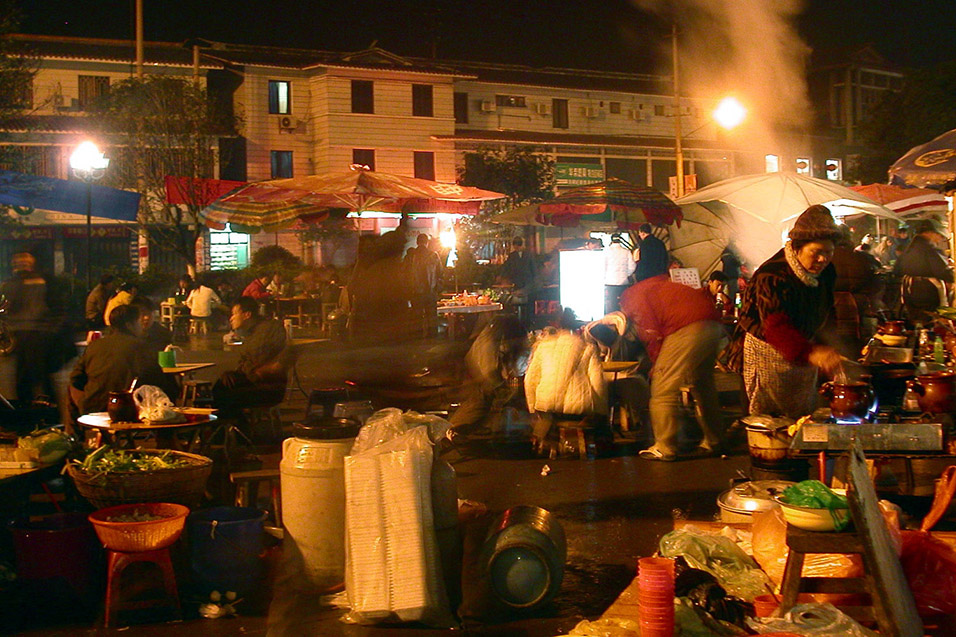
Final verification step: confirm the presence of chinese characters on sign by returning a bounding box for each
[555,163,605,187]
[669,267,701,289]
[668,174,698,198]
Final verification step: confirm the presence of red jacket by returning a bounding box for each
[242,278,272,301]
[620,275,719,362]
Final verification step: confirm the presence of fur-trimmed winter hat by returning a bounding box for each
[788,204,840,242]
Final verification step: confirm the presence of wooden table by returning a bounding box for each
[438,303,503,340]
[162,362,216,376]
[76,410,217,452]
[276,296,320,327]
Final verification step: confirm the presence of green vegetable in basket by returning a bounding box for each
[17,428,72,464]
[73,446,190,473]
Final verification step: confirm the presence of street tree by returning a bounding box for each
[852,60,956,184]
[92,75,240,275]
[0,0,41,228]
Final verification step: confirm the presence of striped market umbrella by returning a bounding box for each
[500,178,682,230]
[849,183,949,219]
[202,166,505,233]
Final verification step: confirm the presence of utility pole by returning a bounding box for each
[672,23,685,198]
[135,0,144,79]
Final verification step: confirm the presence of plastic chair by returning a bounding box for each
[104,548,180,627]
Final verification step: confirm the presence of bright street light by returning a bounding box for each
[70,141,109,292]
[713,97,747,130]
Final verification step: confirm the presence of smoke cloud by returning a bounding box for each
[633,0,811,153]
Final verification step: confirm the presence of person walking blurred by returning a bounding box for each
[185,275,223,335]
[0,252,66,407]
[405,233,443,337]
[84,274,114,330]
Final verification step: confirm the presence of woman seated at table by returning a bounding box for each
[69,304,177,417]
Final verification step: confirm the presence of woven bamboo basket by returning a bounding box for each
[67,449,212,509]
[88,502,189,552]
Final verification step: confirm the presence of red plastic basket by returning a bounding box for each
[88,502,189,552]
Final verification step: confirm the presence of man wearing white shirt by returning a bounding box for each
[604,233,635,313]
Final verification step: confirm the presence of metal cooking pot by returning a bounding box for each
[716,479,795,523]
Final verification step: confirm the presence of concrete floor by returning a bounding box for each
[5,333,756,636]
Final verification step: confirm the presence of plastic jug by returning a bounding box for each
[280,417,361,590]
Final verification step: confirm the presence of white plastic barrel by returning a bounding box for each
[280,418,361,590]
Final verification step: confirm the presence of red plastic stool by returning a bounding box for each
[104,548,181,627]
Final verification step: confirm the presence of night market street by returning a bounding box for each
[3,334,752,636]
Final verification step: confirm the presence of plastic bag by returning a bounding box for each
[132,385,179,422]
[343,409,456,627]
[748,602,877,635]
[781,480,850,531]
[658,528,773,601]
[899,530,956,617]
[567,617,641,636]
[751,506,862,586]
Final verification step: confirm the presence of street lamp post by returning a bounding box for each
[69,141,109,292]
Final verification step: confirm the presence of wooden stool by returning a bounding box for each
[104,548,180,627]
[181,379,213,407]
[188,318,209,335]
[778,525,888,630]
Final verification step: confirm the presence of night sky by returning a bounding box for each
[16,0,956,72]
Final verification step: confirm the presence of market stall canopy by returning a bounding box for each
[164,176,245,207]
[201,166,505,232]
[498,178,682,230]
[848,183,949,219]
[672,173,897,274]
[889,128,956,192]
[0,170,140,222]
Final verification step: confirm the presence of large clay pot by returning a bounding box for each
[819,381,876,421]
[907,371,956,414]
[878,320,907,336]
[107,391,139,423]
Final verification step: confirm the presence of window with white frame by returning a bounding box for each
[765,154,779,173]
[795,157,811,175]
[825,159,842,181]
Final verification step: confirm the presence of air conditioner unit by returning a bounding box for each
[535,102,551,115]
[583,106,598,118]
[278,115,297,131]
[480,100,496,112]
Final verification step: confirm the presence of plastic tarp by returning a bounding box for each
[0,170,140,221]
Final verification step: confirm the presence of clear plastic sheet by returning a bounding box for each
[659,528,773,601]
[747,602,878,636]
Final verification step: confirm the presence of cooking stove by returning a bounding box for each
[790,406,947,453]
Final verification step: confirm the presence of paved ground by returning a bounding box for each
[4,331,757,636]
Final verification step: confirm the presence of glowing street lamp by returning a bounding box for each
[713,97,747,130]
[69,141,109,291]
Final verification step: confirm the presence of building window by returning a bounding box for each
[825,158,842,181]
[609,101,621,114]
[795,157,811,175]
[765,154,779,173]
[495,94,526,108]
[413,151,435,180]
[352,148,375,171]
[653,104,666,117]
[412,84,433,117]
[268,80,291,114]
[454,92,468,124]
[78,75,110,109]
[552,99,569,129]
[270,151,293,178]
[351,80,374,114]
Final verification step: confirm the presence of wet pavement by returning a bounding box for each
[3,333,754,636]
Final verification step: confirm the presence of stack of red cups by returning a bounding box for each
[638,557,675,636]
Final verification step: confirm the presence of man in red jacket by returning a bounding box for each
[620,262,725,461]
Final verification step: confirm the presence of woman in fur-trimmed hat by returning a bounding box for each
[724,204,845,418]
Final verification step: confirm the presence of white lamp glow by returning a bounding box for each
[69,141,109,174]
[713,97,747,130]
[440,228,456,249]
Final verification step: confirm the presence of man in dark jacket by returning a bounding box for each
[500,236,536,291]
[895,219,952,322]
[213,296,289,413]
[634,223,668,282]
[69,304,175,415]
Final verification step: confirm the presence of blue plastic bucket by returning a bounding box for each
[187,506,267,596]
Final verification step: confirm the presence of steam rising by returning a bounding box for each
[634,0,812,151]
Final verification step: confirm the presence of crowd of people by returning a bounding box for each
[2,207,952,461]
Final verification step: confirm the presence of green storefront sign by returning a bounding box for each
[555,163,604,187]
